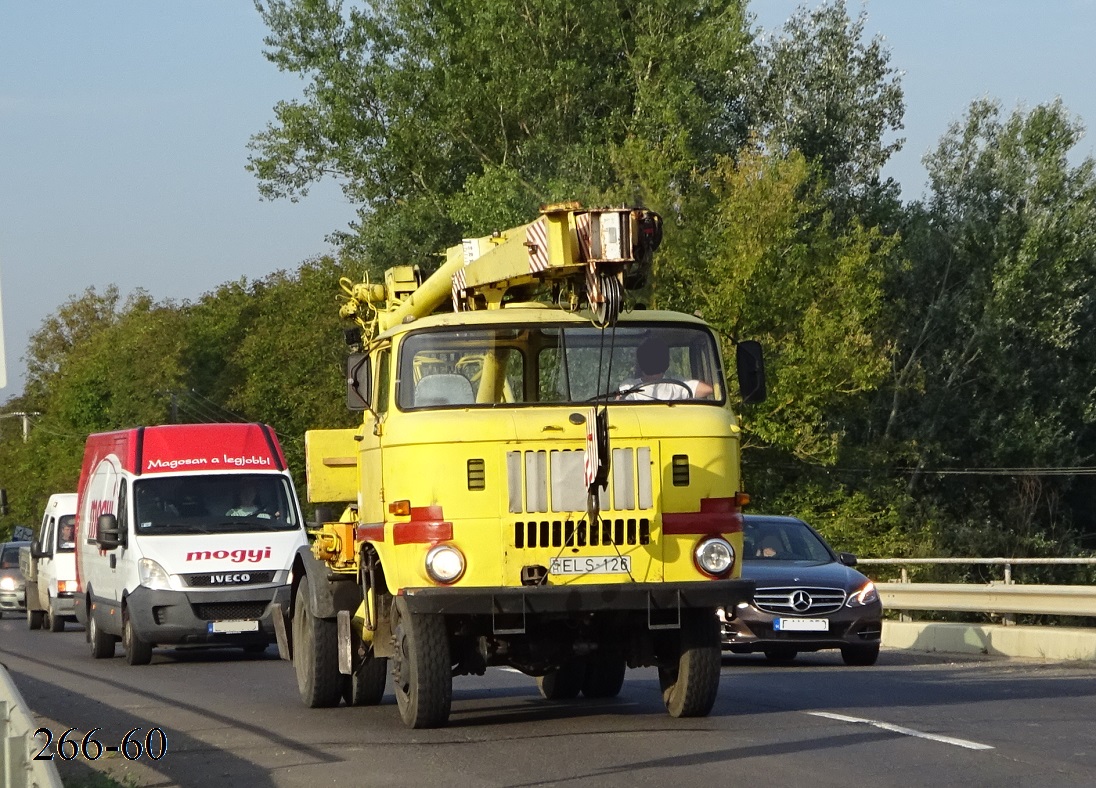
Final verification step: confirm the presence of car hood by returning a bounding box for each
[742,560,869,590]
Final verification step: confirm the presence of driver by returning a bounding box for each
[619,336,713,401]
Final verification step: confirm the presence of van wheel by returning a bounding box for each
[48,604,66,633]
[391,595,451,728]
[123,611,153,665]
[88,611,115,659]
[658,608,722,718]
[292,576,342,708]
[27,609,44,630]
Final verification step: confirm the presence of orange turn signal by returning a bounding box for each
[388,500,411,516]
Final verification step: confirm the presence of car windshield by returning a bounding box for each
[743,519,834,563]
[397,323,725,409]
[133,474,301,535]
[0,546,20,568]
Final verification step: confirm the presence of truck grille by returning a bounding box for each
[508,447,653,514]
[183,572,276,587]
[514,518,651,548]
[753,587,846,616]
[192,602,269,621]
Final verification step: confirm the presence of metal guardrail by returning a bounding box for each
[858,557,1096,620]
[0,665,63,788]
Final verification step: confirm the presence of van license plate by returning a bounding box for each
[549,556,631,575]
[773,618,828,632]
[208,620,260,634]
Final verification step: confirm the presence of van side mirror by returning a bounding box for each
[838,552,858,567]
[97,513,123,550]
[736,340,767,404]
[347,353,372,411]
[30,541,47,559]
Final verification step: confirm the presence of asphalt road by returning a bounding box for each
[2,613,1095,787]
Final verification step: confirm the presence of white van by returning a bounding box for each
[24,492,79,631]
[74,423,308,665]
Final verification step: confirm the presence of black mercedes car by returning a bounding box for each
[718,515,883,665]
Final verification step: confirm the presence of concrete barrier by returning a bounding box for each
[0,664,62,788]
[883,621,1096,662]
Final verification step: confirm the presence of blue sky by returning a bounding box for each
[2,1,1096,405]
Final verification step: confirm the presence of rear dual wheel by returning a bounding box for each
[292,576,342,708]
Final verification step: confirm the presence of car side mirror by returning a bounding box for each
[838,552,857,567]
[0,488,7,516]
[97,513,123,550]
[736,340,766,404]
[347,353,372,411]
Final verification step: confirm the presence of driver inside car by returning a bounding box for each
[619,336,714,401]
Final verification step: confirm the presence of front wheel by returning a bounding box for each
[27,609,44,631]
[292,576,342,708]
[658,609,722,718]
[391,596,451,728]
[123,611,153,665]
[582,654,626,699]
[88,609,116,659]
[841,643,880,666]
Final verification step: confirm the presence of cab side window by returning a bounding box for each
[117,479,129,537]
[375,349,391,415]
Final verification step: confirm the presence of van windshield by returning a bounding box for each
[56,515,76,552]
[134,474,301,535]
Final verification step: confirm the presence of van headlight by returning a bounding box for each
[694,537,735,577]
[137,558,172,591]
[425,545,465,584]
[846,580,878,606]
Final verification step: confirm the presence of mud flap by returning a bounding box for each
[272,602,291,661]
[337,609,353,675]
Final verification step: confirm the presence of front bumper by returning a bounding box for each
[125,584,292,645]
[0,590,26,612]
[401,579,755,618]
[720,602,882,652]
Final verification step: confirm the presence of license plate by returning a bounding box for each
[208,620,260,634]
[549,555,632,575]
[774,618,828,632]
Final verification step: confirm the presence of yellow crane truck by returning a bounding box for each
[275,202,766,728]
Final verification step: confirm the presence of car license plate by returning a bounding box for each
[208,620,260,634]
[774,618,828,632]
[549,555,631,575]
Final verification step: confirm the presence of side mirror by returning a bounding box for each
[0,488,7,516]
[347,353,372,411]
[838,552,858,567]
[97,513,123,550]
[736,340,767,404]
[30,541,47,559]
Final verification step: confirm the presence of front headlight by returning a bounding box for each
[0,576,16,591]
[137,558,172,591]
[425,545,465,584]
[846,580,878,607]
[694,537,735,577]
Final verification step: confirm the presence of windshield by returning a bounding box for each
[744,519,835,563]
[133,474,301,535]
[1,546,21,568]
[397,323,725,409]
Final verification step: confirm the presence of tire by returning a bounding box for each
[391,595,451,728]
[537,660,585,700]
[123,611,153,665]
[88,609,115,659]
[27,609,44,631]
[658,609,722,718]
[292,576,342,708]
[763,646,798,663]
[581,654,626,699]
[343,654,388,706]
[48,603,66,633]
[841,643,880,666]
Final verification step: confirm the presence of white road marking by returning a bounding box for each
[806,711,995,751]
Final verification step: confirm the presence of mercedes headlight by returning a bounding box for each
[846,580,878,607]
